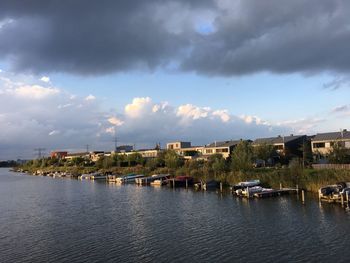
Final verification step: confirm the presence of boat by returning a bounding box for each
[150,179,168,186]
[107,175,120,183]
[232,180,261,191]
[319,182,350,201]
[116,174,145,184]
[78,174,92,180]
[90,174,107,180]
[167,176,193,188]
[194,180,220,190]
[240,186,263,197]
[136,174,170,185]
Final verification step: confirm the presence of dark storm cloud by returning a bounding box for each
[1,0,350,76]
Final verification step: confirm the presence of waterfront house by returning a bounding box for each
[252,135,307,161]
[311,130,350,161]
[50,151,68,159]
[65,152,89,161]
[118,148,161,158]
[116,145,134,153]
[89,151,105,162]
[167,141,192,150]
[202,140,242,159]
[166,141,204,159]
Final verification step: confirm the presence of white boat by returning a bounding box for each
[117,174,145,184]
[90,174,107,180]
[78,174,92,180]
[136,174,169,185]
[237,180,260,188]
[241,186,263,196]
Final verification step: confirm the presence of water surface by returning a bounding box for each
[0,168,349,262]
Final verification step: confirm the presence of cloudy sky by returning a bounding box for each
[0,0,350,159]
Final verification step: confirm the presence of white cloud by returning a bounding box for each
[40,76,50,83]
[125,97,153,118]
[85,94,96,101]
[177,104,210,120]
[212,110,230,122]
[277,118,325,134]
[14,85,60,99]
[49,130,60,136]
[0,74,313,159]
[108,117,124,126]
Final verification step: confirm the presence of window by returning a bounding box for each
[274,145,284,150]
[206,149,213,154]
[313,142,325,148]
[216,148,229,153]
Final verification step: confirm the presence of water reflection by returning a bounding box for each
[1,168,350,263]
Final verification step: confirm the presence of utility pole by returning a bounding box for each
[113,129,118,152]
[34,148,46,159]
[86,144,89,153]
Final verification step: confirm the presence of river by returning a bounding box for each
[0,168,349,262]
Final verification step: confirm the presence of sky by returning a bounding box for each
[0,0,350,159]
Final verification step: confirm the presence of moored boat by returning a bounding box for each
[117,174,145,184]
[232,180,261,191]
[167,176,193,188]
[136,174,170,185]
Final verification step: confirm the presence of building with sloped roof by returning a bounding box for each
[311,129,350,157]
[252,134,307,159]
[202,140,243,159]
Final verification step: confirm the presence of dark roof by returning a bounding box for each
[253,135,305,145]
[205,140,242,148]
[312,130,350,141]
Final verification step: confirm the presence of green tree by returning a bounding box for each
[208,154,228,181]
[328,142,350,164]
[164,150,183,169]
[231,141,254,171]
[71,157,85,167]
[253,143,276,166]
[127,153,145,166]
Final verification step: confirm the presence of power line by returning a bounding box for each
[34,148,46,159]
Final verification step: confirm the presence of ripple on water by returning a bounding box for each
[0,169,350,262]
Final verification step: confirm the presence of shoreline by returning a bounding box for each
[12,166,350,194]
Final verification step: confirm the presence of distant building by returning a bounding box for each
[137,149,161,158]
[65,152,89,160]
[202,140,242,159]
[89,151,105,162]
[311,130,350,161]
[252,135,307,160]
[116,145,133,153]
[167,141,192,150]
[50,151,68,159]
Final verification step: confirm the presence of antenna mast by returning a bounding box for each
[34,148,46,159]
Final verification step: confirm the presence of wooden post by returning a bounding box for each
[301,190,305,204]
[296,184,299,194]
[279,183,282,190]
[173,178,175,189]
[341,194,344,207]
[185,179,188,189]
[220,182,223,193]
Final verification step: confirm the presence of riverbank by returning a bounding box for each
[14,165,350,193]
